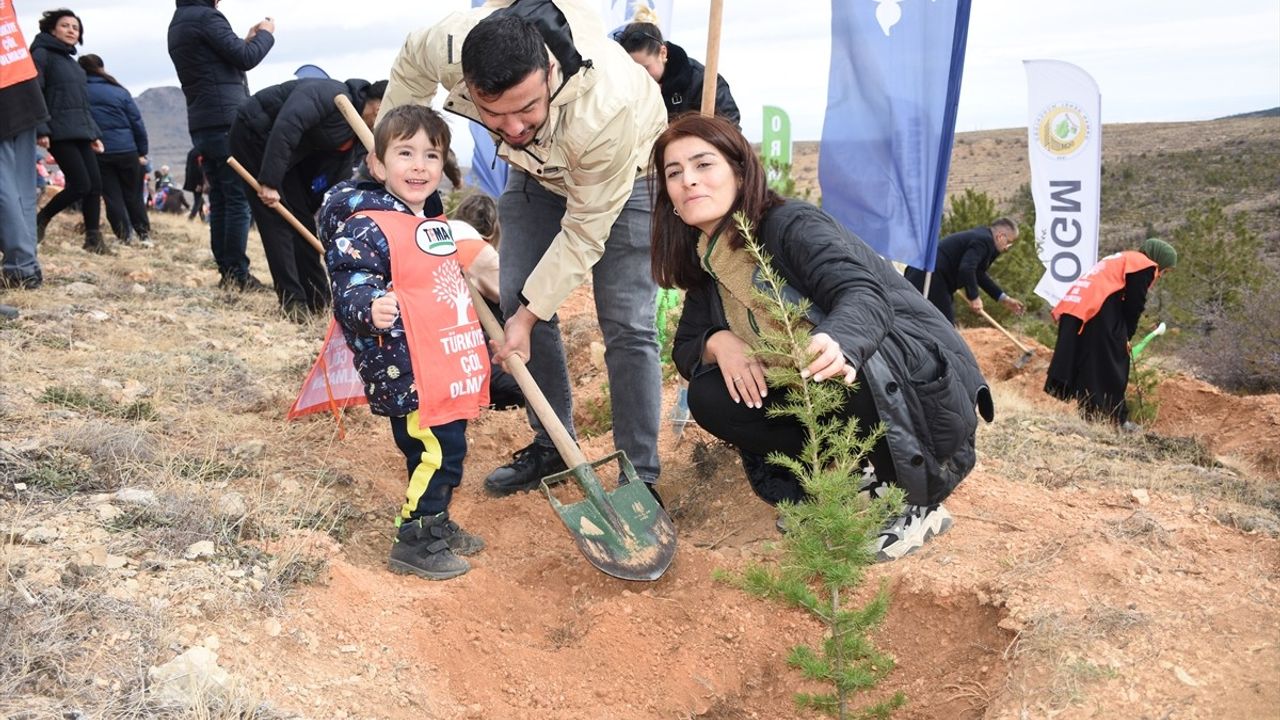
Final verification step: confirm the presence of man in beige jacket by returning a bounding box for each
[379,0,667,497]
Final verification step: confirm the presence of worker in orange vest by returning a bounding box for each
[1044,238,1177,426]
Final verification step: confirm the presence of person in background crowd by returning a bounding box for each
[612,5,740,127]
[183,146,206,221]
[168,0,275,291]
[1,0,51,290]
[904,218,1025,326]
[229,77,386,320]
[654,114,993,561]
[30,8,108,253]
[1045,239,1178,428]
[79,53,152,247]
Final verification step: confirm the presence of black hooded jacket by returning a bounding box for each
[659,41,740,127]
[167,0,274,133]
[29,32,99,141]
[230,78,373,191]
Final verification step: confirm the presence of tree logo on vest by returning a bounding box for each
[414,219,456,256]
[1035,103,1089,158]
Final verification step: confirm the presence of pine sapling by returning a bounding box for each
[719,213,906,719]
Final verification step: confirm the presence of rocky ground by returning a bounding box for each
[2,205,1277,719]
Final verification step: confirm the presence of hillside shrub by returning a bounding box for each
[1184,285,1280,394]
[1152,199,1270,333]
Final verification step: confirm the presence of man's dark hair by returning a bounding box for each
[39,8,83,44]
[991,217,1018,236]
[461,15,550,98]
[367,80,389,100]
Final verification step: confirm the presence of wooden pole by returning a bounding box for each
[335,94,376,154]
[700,0,724,116]
[467,280,588,468]
[226,156,324,255]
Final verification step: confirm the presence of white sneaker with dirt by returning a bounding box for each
[871,503,953,562]
[858,466,888,501]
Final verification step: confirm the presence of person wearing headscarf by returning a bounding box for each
[1045,238,1178,426]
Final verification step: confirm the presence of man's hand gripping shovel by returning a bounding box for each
[467,282,677,581]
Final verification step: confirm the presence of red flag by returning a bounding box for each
[287,319,368,426]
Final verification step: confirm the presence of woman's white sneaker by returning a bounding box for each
[871,503,954,562]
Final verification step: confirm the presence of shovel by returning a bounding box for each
[1131,322,1167,360]
[466,282,676,581]
[977,308,1034,368]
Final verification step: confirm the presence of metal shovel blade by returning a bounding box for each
[542,451,676,581]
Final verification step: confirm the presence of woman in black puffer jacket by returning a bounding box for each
[30,8,107,253]
[653,115,993,563]
[612,8,740,128]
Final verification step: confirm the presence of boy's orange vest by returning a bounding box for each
[0,1,39,90]
[1052,251,1157,325]
[359,210,490,429]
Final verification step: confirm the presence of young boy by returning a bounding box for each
[318,105,490,580]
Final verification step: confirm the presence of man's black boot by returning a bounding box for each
[483,442,567,497]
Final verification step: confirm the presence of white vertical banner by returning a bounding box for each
[1024,60,1101,306]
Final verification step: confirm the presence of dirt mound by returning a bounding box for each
[962,327,1280,477]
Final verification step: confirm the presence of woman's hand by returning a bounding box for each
[90,139,104,154]
[371,291,398,330]
[804,332,857,385]
[705,330,767,408]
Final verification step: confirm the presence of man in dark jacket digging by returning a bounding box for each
[168,0,275,291]
[230,78,387,320]
[904,217,1026,325]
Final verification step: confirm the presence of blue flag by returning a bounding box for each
[818,0,972,271]
[466,0,510,197]
[467,121,508,198]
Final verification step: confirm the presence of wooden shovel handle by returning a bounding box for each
[226,157,324,255]
[977,307,1032,354]
[700,0,724,117]
[467,281,588,468]
[334,94,376,154]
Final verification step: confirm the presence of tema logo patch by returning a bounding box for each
[414,219,456,256]
[1035,104,1089,157]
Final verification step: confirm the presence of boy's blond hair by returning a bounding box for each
[373,105,451,162]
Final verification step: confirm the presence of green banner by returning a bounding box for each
[762,105,792,167]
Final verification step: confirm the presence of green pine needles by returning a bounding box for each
[721,213,906,719]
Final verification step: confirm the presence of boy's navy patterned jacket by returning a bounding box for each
[318,178,444,418]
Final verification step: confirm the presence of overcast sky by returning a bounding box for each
[17,0,1279,159]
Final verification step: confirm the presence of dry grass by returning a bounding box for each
[0,214,360,714]
[979,387,1279,532]
[1005,601,1145,707]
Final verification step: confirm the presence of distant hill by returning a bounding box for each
[1218,107,1280,120]
[135,86,190,185]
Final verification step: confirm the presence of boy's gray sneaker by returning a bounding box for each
[871,503,953,563]
[388,514,470,580]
